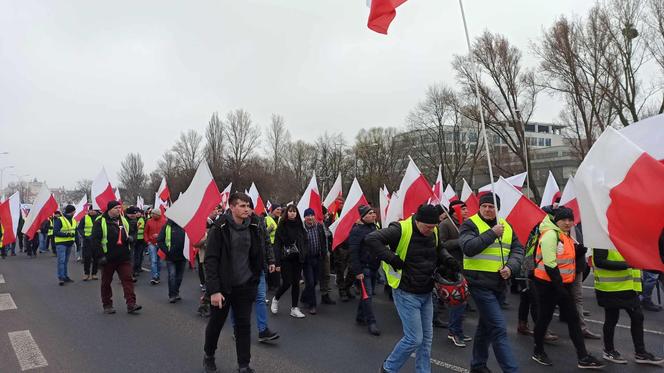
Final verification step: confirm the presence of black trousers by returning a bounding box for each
[82,238,98,275]
[603,305,646,353]
[275,256,302,307]
[518,281,538,323]
[533,280,588,359]
[204,282,257,367]
[132,241,146,275]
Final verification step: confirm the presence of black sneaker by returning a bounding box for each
[58,280,65,286]
[602,350,627,364]
[448,334,467,348]
[368,323,381,336]
[321,294,336,305]
[127,304,142,314]
[578,354,606,369]
[469,367,492,373]
[64,278,74,283]
[169,297,177,303]
[532,351,553,366]
[258,328,280,342]
[237,367,255,373]
[150,278,160,285]
[203,355,218,373]
[635,352,664,365]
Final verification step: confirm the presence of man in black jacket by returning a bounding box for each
[157,219,187,303]
[203,192,263,373]
[350,204,380,336]
[91,201,141,315]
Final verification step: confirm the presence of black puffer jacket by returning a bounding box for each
[90,213,131,263]
[157,220,186,262]
[365,218,454,294]
[349,222,379,273]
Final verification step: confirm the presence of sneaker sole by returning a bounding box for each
[532,356,553,366]
[447,335,466,347]
[258,335,280,342]
[577,364,605,369]
[603,356,627,364]
[635,359,664,366]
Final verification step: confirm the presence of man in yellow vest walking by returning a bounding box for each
[366,204,460,373]
[53,205,78,286]
[459,193,523,373]
[78,207,100,281]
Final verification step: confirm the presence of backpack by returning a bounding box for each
[522,224,560,278]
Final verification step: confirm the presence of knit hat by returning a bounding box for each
[449,200,466,210]
[63,204,76,214]
[125,206,140,215]
[479,193,501,210]
[106,200,121,211]
[553,206,574,222]
[303,208,315,217]
[358,205,374,219]
[415,204,440,225]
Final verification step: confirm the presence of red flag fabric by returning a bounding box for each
[330,179,368,250]
[368,0,408,34]
[22,185,58,240]
[460,179,479,216]
[494,177,546,245]
[0,192,21,246]
[559,177,581,225]
[297,172,324,223]
[248,183,266,216]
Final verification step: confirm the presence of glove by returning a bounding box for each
[444,256,461,273]
[544,266,565,293]
[127,236,135,244]
[390,256,404,270]
[97,256,108,266]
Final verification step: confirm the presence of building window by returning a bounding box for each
[538,138,545,146]
[545,138,551,147]
[525,124,535,132]
[538,125,550,133]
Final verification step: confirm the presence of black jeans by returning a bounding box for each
[276,256,302,307]
[533,280,588,359]
[518,282,538,323]
[301,256,320,308]
[603,305,645,353]
[82,238,98,275]
[356,268,378,324]
[204,282,257,367]
[132,241,146,275]
[167,260,186,298]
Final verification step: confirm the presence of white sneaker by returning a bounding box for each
[290,307,306,318]
[270,296,279,314]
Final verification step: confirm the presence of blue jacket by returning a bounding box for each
[349,222,379,273]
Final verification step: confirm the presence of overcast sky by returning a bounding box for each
[0,0,596,190]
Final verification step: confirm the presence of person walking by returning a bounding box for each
[127,206,147,279]
[319,216,336,305]
[144,208,166,285]
[91,201,141,315]
[265,204,282,292]
[459,193,523,373]
[53,205,78,286]
[157,219,187,303]
[530,207,604,369]
[78,207,100,281]
[640,271,662,312]
[271,205,307,319]
[203,193,263,373]
[301,208,328,315]
[366,204,460,373]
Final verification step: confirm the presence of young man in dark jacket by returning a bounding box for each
[349,205,380,336]
[157,219,187,303]
[91,201,141,315]
[203,193,264,373]
[301,208,328,315]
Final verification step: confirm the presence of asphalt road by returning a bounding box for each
[0,251,663,373]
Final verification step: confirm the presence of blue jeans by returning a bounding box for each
[356,268,377,324]
[39,233,48,252]
[166,261,185,297]
[383,288,433,373]
[148,244,161,279]
[302,257,320,307]
[231,272,269,332]
[448,303,466,337]
[56,244,72,280]
[641,271,660,303]
[470,286,518,373]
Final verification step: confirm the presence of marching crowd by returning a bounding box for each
[1,192,663,373]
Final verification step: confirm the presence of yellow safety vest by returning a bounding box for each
[83,215,94,237]
[463,214,513,272]
[100,216,129,254]
[47,218,54,236]
[265,215,277,244]
[165,224,172,251]
[592,249,642,292]
[136,217,145,240]
[54,216,77,243]
[382,217,438,289]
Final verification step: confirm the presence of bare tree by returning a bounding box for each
[204,112,225,183]
[354,127,406,204]
[646,0,664,113]
[224,109,261,181]
[284,140,317,195]
[74,179,93,197]
[265,114,290,175]
[118,153,147,204]
[172,129,203,173]
[313,132,347,195]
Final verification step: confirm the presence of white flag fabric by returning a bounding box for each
[539,171,560,208]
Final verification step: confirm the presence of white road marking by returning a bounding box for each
[410,353,469,372]
[554,312,664,336]
[0,274,5,283]
[8,330,48,371]
[0,293,17,311]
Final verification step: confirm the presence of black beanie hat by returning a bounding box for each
[106,200,121,211]
[64,204,76,214]
[554,206,574,222]
[479,193,501,210]
[415,204,440,225]
[358,205,374,219]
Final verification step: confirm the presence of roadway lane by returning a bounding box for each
[0,252,662,372]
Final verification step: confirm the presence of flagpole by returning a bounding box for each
[458,0,504,266]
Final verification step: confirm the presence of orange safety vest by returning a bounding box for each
[534,230,576,284]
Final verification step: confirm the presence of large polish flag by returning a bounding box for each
[248,182,266,216]
[165,162,222,246]
[575,126,664,271]
[91,168,117,212]
[323,173,343,216]
[379,186,391,227]
[540,171,560,208]
[220,182,232,211]
[22,185,58,239]
[494,177,546,244]
[398,157,433,219]
[329,178,368,250]
[297,172,323,222]
[73,195,90,223]
[443,184,458,208]
[559,176,581,225]
[460,179,479,216]
[155,177,170,214]
[368,0,408,34]
[0,192,21,246]
[479,172,527,197]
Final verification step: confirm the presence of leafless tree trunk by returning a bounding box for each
[265,114,290,175]
[224,109,261,182]
[284,140,317,195]
[204,112,225,183]
[118,153,147,204]
[354,127,405,205]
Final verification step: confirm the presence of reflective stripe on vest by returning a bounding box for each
[463,214,512,272]
[165,224,172,251]
[100,216,130,254]
[266,215,277,244]
[83,215,94,237]
[136,217,145,240]
[534,230,576,283]
[47,218,53,236]
[593,249,642,292]
[382,217,438,289]
[54,216,77,243]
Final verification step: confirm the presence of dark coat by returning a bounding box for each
[593,248,640,309]
[157,221,187,262]
[274,220,307,265]
[349,222,379,273]
[90,213,131,263]
[439,216,462,265]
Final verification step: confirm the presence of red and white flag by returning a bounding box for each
[323,173,343,215]
[266,200,272,212]
[559,176,581,225]
[220,182,232,211]
[329,178,368,250]
[73,195,90,223]
[91,168,117,212]
[155,177,170,214]
[479,172,527,197]
[429,166,446,206]
[0,192,21,246]
[165,162,222,246]
[248,182,266,216]
[620,113,664,162]
[460,179,479,216]
[575,126,664,271]
[297,172,323,222]
[444,184,459,209]
[539,171,560,208]
[494,177,546,245]
[393,157,433,223]
[379,186,391,227]
[368,0,408,34]
[22,185,58,239]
